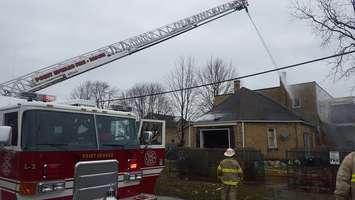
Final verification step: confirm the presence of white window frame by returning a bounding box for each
[267,128,277,149]
[138,119,166,149]
[199,128,231,148]
[0,108,21,151]
[303,133,313,151]
[292,97,301,108]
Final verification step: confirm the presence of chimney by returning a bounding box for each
[279,71,291,108]
[234,80,241,93]
[280,71,287,86]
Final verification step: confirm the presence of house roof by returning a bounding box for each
[254,81,316,92]
[195,87,305,123]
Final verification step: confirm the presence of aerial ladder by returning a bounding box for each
[0,0,248,97]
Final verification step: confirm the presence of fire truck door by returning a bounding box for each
[138,119,165,149]
[138,119,165,194]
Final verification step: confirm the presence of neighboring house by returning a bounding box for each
[320,97,355,149]
[144,113,179,145]
[191,83,316,160]
[328,97,355,124]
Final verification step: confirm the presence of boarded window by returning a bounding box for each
[267,128,277,149]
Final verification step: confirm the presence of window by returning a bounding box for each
[304,133,313,151]
[4,112,18,146]
[139,121,163,146]
[96,115,137,148]
[200,129,231,149]
[292,97,301,108]
[267,128,277,149]
[22,110,97,151]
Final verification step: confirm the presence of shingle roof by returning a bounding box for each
[195,87,304,123]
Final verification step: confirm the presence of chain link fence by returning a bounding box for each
[286,150,352,193]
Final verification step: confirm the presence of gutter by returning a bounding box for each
[192,120,310,127]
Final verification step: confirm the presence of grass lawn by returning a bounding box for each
[156,173,271,200]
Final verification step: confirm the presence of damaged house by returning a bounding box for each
[191,81,316,160]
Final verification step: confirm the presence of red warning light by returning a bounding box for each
[41,95,56,102]
[20,92,56,102]
[128,159,138,170]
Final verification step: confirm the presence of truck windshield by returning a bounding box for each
[21,110,137,151]
[96,115,137,148]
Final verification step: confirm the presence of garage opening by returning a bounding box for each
[200,129,230,149]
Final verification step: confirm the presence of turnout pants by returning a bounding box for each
[221,185,237,200]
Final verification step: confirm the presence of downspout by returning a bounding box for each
[188,122,191,147]
[242,122,245,148]
[294,123,298,149]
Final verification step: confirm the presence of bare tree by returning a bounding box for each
[197,57,237,113]
[91,81,118,109]
[70,81,118,109]
[145,83,173,118]
[168,57,198,145]
[120,82,172,119]
[292,0,355,79]
[70,81,92,100]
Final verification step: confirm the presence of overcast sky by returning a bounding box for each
[0,0,354,100]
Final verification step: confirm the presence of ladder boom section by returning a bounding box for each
[0,0,248,96]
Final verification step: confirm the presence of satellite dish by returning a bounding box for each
[280,132,289,141]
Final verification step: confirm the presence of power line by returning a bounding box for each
[102,50,355,103]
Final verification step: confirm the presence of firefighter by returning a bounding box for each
[335,152,355,200]
[217,148,244,200]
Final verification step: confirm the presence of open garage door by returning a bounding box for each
[200,128,230,149]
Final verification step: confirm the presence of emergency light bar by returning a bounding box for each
[110,104,132,112]
[20,92,56,102]
[63,99,97,107]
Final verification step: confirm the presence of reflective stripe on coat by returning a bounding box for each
[217,158,243,186]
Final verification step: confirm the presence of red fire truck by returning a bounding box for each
[0,96,166,199]
[0,1,248,199]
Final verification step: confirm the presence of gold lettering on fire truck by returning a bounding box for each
[144,150,157,166]
[1,152,15,176]
[81,153,114,159]
[24,163,36,170]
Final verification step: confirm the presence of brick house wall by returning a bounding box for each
[257,82,323,125]
[242,122,315,160]
[190,122,316,160]
[256,86,292,109]
[289,83,319,125]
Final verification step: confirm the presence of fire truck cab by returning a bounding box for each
[0,101,165,200]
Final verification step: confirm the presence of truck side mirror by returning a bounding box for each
[0,126,12,146]
[142,131,153,145]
